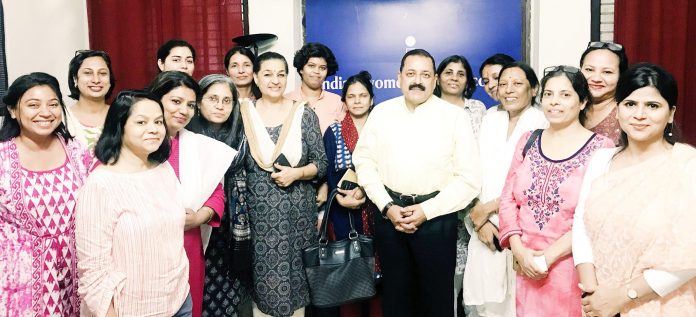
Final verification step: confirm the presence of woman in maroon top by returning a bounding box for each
[579,41,629,145]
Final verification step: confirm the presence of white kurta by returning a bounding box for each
[463,106,548,315]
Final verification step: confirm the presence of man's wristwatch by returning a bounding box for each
[381,201,394,220]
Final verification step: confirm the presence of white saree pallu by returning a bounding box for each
[463,106,547,316]
[178,129,237,252]
[240,100,305,171]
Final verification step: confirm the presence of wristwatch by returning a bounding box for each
[381,201,394,220]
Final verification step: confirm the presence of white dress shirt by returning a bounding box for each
[353,95,481,220]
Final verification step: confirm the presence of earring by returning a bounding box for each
[668,123,674,137]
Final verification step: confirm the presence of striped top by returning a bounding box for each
[75,162,190,317]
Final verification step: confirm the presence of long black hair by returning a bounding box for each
[434,55,477,99]
[0,72,72,141]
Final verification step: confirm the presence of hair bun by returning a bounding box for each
[357,70,372,81]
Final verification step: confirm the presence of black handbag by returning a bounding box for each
[301,188,376,307]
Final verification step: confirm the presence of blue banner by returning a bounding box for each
[306,0,522,106]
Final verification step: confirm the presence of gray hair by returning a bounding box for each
[199,74,237,100]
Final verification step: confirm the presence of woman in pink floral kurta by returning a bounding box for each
[0,73,91,316]
[497,67,613,317]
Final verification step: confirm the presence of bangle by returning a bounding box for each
[204,208,214,224]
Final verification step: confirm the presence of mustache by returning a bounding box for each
[408,83,426,91]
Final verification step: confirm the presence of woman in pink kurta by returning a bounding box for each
[575,64,696,317]
[498,66,613,317]
[147,71,236,317]
[0,73,91,316]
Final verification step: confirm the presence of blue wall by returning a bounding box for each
[306,0,523,106]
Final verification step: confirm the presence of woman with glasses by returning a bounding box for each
[497,65,613,316]
[464,62,548,317]
[574,64,696,317]
[580,41,629,145]
[186,74,254,316]
[0,73,92,316]
[65,50,115,149]
[76,91,192,317]
[148,71,237,317]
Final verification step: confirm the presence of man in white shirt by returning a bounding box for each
[353,49,481,317]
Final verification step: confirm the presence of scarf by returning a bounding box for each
[240,100,304,172]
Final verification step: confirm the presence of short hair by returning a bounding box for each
[68,50,116,100]
[479,53,515,77]
[615,63,679,147]
[292,42,339,78]
[579,44,629,74]
[399,49,436,73]
[253,51,288,74]
[434,55,477,99]
[187,74,244,149]
[146,71,202,103]
[341,70,374,103]
[540,66,593,125]
[223,46,261,99]
[498,62,540,90]
[157,39,196,64]
[0,72,72,141]
[95,90,171,165]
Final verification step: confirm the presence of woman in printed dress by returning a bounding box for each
[186,74,253,317]
[64,50,115,149]
[240,52,327,317]
[497,65,614,316]
[0,73,91,316]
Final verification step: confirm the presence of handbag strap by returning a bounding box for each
[318,188,358,244]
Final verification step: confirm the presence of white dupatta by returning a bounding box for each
[178,129,237,252]
[240,100,305,171]
[463,106,548,308]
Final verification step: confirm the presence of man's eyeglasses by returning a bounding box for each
[587,41,624,52]
[543,65,580,76]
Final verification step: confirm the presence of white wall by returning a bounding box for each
[3,0,90,104]
[247,0,304,91]
[529,0,591,74]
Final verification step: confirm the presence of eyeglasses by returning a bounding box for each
[587,41,624,52]
[204,95,233,106]
[543,65,580,76]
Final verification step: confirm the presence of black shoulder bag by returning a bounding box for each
[301,187,376,307]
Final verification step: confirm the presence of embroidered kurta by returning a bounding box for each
[577,144,696,316]
[498,131,613,317]
[76,163,190,317]
[0,138,91,316]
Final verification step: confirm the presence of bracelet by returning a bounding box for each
[204,208,214,224]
